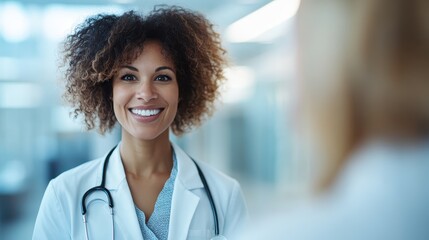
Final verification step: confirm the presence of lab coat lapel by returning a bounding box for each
[168,142,204,240]
[101,146,144,240]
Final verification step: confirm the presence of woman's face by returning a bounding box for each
[112,40,179,141]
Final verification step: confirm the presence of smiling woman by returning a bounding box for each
[33,6,247,240]
[61,8,225,135]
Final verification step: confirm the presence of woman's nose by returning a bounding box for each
[136,81,158,102]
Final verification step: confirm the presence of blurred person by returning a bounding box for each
[33,6,247,240]
[243,0,429,239]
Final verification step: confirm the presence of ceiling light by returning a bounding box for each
[226,0,300,43]
[222,66,256,103]
[0,2,31,42]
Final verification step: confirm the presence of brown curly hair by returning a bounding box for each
[62,6,226,135]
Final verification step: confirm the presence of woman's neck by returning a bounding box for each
[119,130,173,177]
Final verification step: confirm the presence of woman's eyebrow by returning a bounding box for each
[120,65,175,73]
[121,65,138,72]
[156,66,175,73]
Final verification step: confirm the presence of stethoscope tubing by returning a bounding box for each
[191,158,220,236]
[81,146,116,215]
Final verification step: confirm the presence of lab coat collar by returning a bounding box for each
[169,141,204,239]
[171,141,204,190]
[94,144,143,240]
[99,144,126,190]
[93,141,205,239]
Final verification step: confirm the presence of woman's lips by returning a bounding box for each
[129,108,164,122]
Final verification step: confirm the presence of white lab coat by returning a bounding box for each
[33,142,247,240]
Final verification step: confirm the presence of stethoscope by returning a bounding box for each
[81,146,226,240]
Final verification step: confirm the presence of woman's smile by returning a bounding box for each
[129,107,165,122]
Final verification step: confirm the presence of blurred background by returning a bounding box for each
[0,0,304,238]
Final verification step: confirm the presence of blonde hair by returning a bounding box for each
[297,0,429,190]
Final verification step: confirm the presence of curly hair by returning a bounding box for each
[62,6,226,135]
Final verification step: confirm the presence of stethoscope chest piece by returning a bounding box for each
[211,235,227,240]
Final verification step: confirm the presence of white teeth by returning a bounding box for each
[131,109,161,117]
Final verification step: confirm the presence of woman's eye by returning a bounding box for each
[121,74,137,81]
[155,75,172,82]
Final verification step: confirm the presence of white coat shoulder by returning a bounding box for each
[33,157,104,240]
